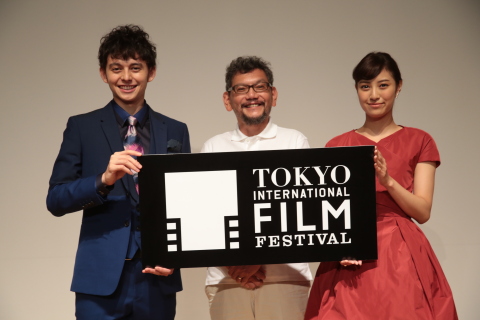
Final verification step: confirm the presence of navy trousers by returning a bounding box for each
[76,257,176,320]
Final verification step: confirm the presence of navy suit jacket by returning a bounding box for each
[47,101,190,296]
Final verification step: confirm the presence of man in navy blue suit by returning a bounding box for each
[47,25,190,319]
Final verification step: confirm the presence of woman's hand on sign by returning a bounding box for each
[340,260,362,267]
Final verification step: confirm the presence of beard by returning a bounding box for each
[241,110,268,125]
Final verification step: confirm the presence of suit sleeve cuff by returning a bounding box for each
[95,174,114,197]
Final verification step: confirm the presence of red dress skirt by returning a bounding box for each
[305,128,457,320]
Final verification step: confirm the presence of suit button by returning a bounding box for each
[136,204,141,212]
[136,226,141,231]
[126,191,131,198]
[124,220,130,227]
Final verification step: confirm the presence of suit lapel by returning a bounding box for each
[99,103,139,202]
[149,108,168,154]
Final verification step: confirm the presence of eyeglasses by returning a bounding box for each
[228,82,272,94]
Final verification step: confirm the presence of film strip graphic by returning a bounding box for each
[225,216,240,249]
[166,218,181,252]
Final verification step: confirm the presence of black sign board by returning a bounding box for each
[138,146,377,268]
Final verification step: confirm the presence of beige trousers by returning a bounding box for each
[205,281,311,320]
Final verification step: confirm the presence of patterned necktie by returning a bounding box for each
[124,116,144,194]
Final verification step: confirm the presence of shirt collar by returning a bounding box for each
[112,100,149,128]
[231,118,278,142]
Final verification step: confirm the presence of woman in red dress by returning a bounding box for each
[304,52,458,320]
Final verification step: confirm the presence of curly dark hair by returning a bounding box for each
[98,24,156,71]
[352,52,402,87]
[225,56,274,91]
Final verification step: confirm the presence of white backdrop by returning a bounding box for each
[1,0,479,319]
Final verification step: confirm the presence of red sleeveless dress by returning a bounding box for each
[304,127,457,320]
